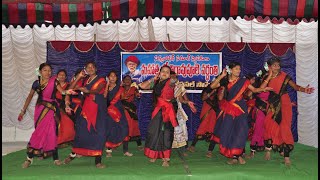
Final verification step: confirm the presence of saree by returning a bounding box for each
[144,79,178,159]
[264,72,294,149]
[27,76,59,157]
[56,82,75,147]
[211,78,250,158]
[121,86,141,141]
[195,86,219,141]
[105,84,129,149]
[71,76,107,156]
[172,82,188,149]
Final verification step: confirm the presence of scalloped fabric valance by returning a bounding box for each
[2,0,318,28]
[49,41,294,57]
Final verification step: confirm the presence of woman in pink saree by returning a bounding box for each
[18,63,75,168]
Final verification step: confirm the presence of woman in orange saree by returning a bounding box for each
[260,57,315,166]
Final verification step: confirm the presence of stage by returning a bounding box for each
[2,141,318,180]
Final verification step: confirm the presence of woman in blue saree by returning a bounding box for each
[210,62,272,165]
[63,61,107,168]
[104,70,129,157]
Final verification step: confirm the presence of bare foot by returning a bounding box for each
[206,151,213,158]
[54,160,63,166]
[63,156,75,164]
[245,152,255,159]
[238,156,246,165]
[106,152,112,158]
[284,157,291,166]
[149,158,156,163]
[162,158,170,162]
[137,146,144,151]
[76,154,82,158]
[264,151,271,160]
[187,146,195,153]
[22,160,32,168]
[124,152,133,157]
[96,163,106,168]
[183,152,188,157]
[162,161,169,167]
[227,159,238,165]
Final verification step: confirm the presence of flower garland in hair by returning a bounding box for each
[35,67,41,76]
[256,70,262,77]
[263,62,269,71]
[256,62,269,77]
[225,65,231,74]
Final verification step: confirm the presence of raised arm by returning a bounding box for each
[209,68,228,89]
[288,80,315,94]
[139,73,159,90]
[69,71,86,89]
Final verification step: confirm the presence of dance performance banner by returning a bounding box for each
[121,52,222,92]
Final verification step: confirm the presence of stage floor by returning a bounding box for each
[2,141,318,180]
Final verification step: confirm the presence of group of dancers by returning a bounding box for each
[18,57,314,169]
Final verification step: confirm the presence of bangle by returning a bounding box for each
[21,109,26,114]
[298,87,302,92]
[264,80,269,83]
[62,90,66,95]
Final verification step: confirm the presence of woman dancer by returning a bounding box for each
[261,57,314,166]
[121,75,143,152]
[104,70,129,157]
[55,69,75,148]
[139,65,178,167]
[170,71,197,157]
[210,62,272,165]
[19,63,76,168]
[63,61,107,168]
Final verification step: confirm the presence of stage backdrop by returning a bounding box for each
[47,41,297,141]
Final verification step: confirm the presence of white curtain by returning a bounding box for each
[2,17,318,148]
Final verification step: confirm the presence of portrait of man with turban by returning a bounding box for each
[124,55,143,83]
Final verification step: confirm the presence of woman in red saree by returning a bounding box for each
[139,65,178,167]
[210,62,272,165]
[55,69,75,148]
[260,57,315,166]
[121,75,143,152]
[18,63,76,168]
[187,76,225,158]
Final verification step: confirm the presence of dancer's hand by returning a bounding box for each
[18,112,24,121]
[220,68,228,78]
[304,84,315,94]
[65,106,73,115]
[154,72,160,81]
[78,87,89,93]
[264,87,273,92]
[187,101,197,113]
[66,89,78,95]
